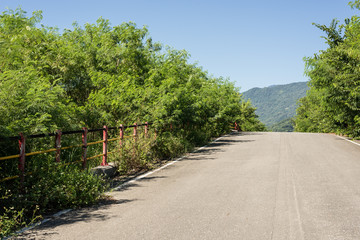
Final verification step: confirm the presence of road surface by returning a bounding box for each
[18,132,360,239]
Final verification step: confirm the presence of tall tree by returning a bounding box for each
[295,1,360,137]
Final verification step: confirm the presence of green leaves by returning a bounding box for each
[0,68,78,136]
[0,8,266,237]
[0,7,263,140]
[295,5,360,137]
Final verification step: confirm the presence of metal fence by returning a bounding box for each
[0,122,152,184]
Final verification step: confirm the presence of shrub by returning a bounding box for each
[21,165,108,212]
[114,133,157,174]
[0,163,108,238]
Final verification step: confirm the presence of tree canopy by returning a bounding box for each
[295,1,360,137]
[0,8,265,148]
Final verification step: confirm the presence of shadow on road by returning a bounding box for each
[17,175,167,239]
[16,198,136,240]
[15,132,257,239]
[240,132,264,136]
[193,148,224,154]
[112,182,140,192]
[210,139,254,147]
[185,132,256,156]
[112,176,167,192]
[137,176,167,182]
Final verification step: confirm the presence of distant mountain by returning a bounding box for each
[242,82,309,131]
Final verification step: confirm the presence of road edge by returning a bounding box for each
[6,131,236,239]
[336,135,360,147]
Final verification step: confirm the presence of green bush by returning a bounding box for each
[0,7,265,237]
[0,164,108,238]
[112,130,192,175]
[0,175,39,239]
[0,205,40,239]
[22,165,108,212]
[151,132,189,160]
[114,132,156,174]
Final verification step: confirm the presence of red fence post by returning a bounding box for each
[18,133,25,185]
[102,125,108,166]
[55,130,62,162]
[119,124,124,146]
[133,122,137,142]
[82,127,88,169]
[145,122,148,138]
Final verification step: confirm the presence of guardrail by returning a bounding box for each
[0,122,152,184]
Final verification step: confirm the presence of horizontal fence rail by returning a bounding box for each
[0,122,152,184]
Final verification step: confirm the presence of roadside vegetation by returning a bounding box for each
[0,8,265,237]
[269,118,294,132]
[295,0,360,138]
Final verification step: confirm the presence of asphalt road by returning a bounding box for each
[18,132,360,240]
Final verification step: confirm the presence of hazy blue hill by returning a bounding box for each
[242,82,309,130]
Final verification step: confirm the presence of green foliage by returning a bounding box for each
[113,131,189,175]
[1,207,27,238]
[312,19,346,48]
[0,205,40,238]
[0,170,40,238]
[0,164,107,238]
[295,3,360,137]
[237,100,267,131]
[0,7,264,236]
[269,118,294,132]
[22,166,108,211]
[151,132,191,160]
[115,133,157,173]
[242,82,309,128]
[0,7,261,141]
[349,0,360,10]
[295,88,335,133]
[0,68,80,136]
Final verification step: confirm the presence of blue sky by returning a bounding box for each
[1,0,357,91]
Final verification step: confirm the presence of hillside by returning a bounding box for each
[242,82,309,130]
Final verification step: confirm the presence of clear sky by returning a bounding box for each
[1,0,357,91]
